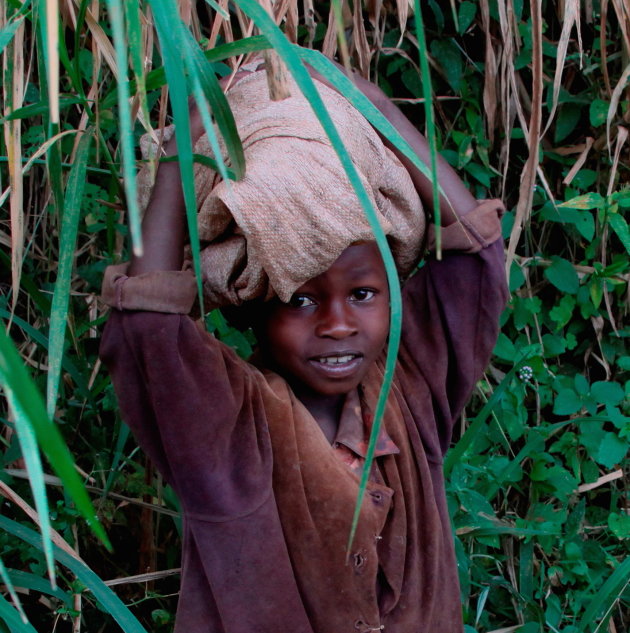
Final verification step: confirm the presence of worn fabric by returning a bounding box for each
[137,67,425,308]
[99,200,507,633]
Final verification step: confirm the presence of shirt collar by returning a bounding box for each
[333,387,399,458]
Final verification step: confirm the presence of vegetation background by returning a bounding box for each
[0,0,628,631]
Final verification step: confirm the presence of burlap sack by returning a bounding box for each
[138,66,425,307]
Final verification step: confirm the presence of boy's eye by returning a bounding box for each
[288,294,315,308]
[351,288,375,302]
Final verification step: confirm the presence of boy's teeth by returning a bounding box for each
[317,355,355,365]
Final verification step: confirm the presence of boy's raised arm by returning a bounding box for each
[127,136,188,276]
[346,72,477,226]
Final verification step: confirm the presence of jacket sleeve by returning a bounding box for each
[99,269,273,521]
[397,200,509,456]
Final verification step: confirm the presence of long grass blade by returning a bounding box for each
[505,0,544,272]
[149,0,244,309]
[3,11,25,314]
[7,569,73,608]
[577,557,630,631]
[8,394,55,588]
[0,323,110,548]
[124,0,150,127]
[180,26,245,179]
[0,0,30,57]
[44,0,59,124]
[0,557,28,624]
[149,0,202,307]
[444,363,521,476]
[542,0,579,137]
[103,0,142,256]
[0,516,148,633]
[296,49,437,186]
[100,35,271,111]
[0,594,37,633]
[412,0,442,255]
[46,129,92,420]
[232,0,402,552]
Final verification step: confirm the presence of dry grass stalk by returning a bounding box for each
[610,0,630,56]
[543,0,580,137]
[607,125,628,196]
[3,12,25,312]
[562,137,595,185]
[606,63,630,155]
[505,0,545,271]
[352,0,372,76]
[481,0,498,143]
[258,0,292,100]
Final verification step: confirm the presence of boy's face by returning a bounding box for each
[260,242,390,398]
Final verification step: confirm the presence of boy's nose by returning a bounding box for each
[315,302,358,339]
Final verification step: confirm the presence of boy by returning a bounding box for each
[100,61,507,632]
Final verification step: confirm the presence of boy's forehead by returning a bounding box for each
[303,241,386,287]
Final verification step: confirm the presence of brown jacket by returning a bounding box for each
[100,201,507,633]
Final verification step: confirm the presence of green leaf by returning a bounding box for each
[608,513,630,539]
[542,333,566,356]
[509,261,526,291]
[589,278,604,308]
[430,39,463,91]
[589,99,609,127]
[103,0,142,255]
[574,373,590,395]
[559,193,605,210]
[596,432,627,468]
[590,381,624,406]
[554,103,581,143]
[540,205,595,240]
[554,389,583,415]
[124,0,150,127]
[549,295,575,329]
[544,257,580,294]
[0,10,28,57]
[457,1,476,34]
[464,161,492,188]
[607,212,630,255]
[494,332,517,360]
[0,323,109,548]
[47,129,92,420]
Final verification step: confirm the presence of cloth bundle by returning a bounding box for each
[139,65,425,308]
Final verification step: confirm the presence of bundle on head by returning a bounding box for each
[141,64,425,308]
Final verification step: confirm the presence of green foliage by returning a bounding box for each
[0,0,628,631]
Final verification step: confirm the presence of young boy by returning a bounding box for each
[100,61,507,633]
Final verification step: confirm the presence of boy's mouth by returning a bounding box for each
[313,353,359,365]
[308,353,364,379]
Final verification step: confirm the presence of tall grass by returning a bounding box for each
[0,0,628,631]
